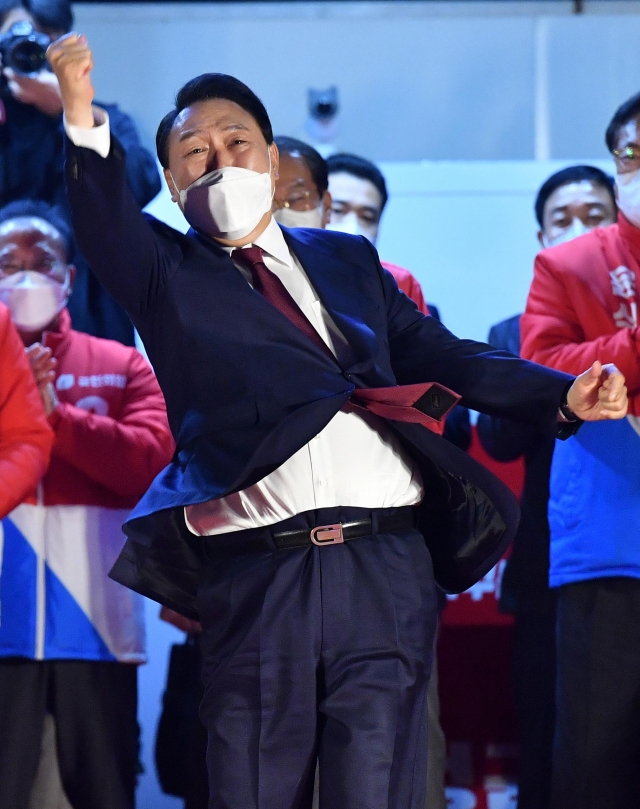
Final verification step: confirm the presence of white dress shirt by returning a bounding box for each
[65,110,424,535]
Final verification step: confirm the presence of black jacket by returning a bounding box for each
[476,315,557,616]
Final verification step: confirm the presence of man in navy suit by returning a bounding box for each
[48,35,628,809]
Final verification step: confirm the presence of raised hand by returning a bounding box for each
[26,343,59,415]
[3,68,63,117]
[566,361,628,422]
[46,33,95,127]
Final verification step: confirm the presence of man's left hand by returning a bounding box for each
[566,361,628,421]
[3,68,63,117]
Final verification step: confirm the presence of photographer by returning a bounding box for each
[0,0,161,344]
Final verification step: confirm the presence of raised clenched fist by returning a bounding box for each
[46,33,95,128]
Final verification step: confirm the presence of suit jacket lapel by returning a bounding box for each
[283,228,378,375]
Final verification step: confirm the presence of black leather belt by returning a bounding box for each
[201,506,416,557]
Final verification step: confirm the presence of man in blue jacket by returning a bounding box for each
[49,33,628,809]
[477,164,617,809]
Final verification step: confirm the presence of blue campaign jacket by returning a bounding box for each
[548,418,640,588]
[64,137,577,618]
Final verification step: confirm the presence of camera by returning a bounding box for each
[308,87,339,121]
[0,21,49,77]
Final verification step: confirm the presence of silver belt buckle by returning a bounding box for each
[310,523,344,546]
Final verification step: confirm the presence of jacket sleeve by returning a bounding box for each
[103,104,162,209]
[0,311,53,517]
[367,241,575,436]
[48,350,174,498]
[405,274,429,316]
[476,320,541,462]
[520,251,640,392]
[65,136,184,320]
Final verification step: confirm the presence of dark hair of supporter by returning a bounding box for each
[274,136,328,196]
[534,165,616,228]
[606,91,640,153]
[326,153,388,212]
[156,73,273,169]
[0,0,73,34]
[0,199,74,259]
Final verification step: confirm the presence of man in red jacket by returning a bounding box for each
[0,200,174,809]
[521,93,640,809]
[0,302,53,518]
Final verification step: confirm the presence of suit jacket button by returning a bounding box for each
[344,372,353,381]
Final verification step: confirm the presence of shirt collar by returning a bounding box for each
[221,217,293,269]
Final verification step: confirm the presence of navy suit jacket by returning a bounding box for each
[65,137,576,618]
[477,315,557,616]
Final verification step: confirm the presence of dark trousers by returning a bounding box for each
[0,659,139,809]
[512,612,556,809]
[197,510,438,809]
[552,578,640,809]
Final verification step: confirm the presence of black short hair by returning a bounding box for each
[326,153,388,211]
[274,136,328,196]
[156,73,273,169]
[0,199,73,259]
[534,165,616,228]
[0,0,73,33]
[606,91,640,153]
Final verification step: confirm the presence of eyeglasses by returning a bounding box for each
[612,145,640,171]
[273,189,320,213]
[0,258,64,277]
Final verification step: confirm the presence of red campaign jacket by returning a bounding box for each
[27,308,174,507]
[380,261,429,316]
[0,303,53,518]
[521,215,640,416]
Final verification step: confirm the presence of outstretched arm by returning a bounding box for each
[368,241,628,431]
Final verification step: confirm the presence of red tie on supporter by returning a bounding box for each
[233,246,460,435]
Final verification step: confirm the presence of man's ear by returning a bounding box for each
[321,190,332,228]
[537,229,545,248]
[67,264,77,294]
[164,168,179,204]
[270,142,280,182]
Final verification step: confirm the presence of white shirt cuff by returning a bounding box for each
[63,106,111,159]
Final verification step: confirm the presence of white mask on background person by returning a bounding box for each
[326,211,374,243]
[543,218,590,248]
[273,205,324,229]
[173,151,274,241]
[0,270,69,332]
[616,168,640,228]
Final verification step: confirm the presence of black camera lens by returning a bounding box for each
[9,39,47,75]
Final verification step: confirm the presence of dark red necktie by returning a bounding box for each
[232,246,460,434]
[233,247,335,360]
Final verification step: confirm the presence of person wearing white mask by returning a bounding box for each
[519,97,640,809]
[0,199,174,809]
[272,137,331,230]
[534,165,617,249]
[477,164,616,809]
[49,33,629,809]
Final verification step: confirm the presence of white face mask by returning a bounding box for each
[326,211,376,244]
[0,270,69,332]
[616,168,640,228]
[543,218,590,248]
[173,151,273,241]
[273,204,324,229]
